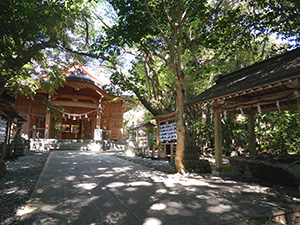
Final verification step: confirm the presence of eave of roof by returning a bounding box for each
[0,100,26,122]
[132,122,155,129]
[186,48,300,107]
[152,111,176,121]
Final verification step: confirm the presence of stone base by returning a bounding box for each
[183,132,212,173]
[184,159,212,173]
[229,156,300,187]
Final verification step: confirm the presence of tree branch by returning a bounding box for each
[162,0,175,30]
[190,0,224,42]
[144,0,171,46]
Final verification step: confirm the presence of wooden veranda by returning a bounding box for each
[186,48,300,171]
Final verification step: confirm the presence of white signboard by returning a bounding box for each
[94,129,102,141]
[159,121,177,143]
[0,116,7,143]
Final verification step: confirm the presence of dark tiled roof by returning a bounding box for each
[186,48,300,106]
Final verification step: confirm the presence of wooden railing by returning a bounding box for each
[135,143,176,160]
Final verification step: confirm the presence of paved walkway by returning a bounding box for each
[18,151,297,225]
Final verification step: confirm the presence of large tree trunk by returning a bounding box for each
[175,79,186,174]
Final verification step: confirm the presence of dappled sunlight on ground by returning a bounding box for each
[17,151,300,225]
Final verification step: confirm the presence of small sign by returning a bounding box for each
[94,129,102,141]
[0,116,7,143]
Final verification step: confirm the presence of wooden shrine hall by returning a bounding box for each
[14,67,124,141]
[186,47,300,171]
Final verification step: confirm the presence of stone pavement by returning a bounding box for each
[17,151,299,225]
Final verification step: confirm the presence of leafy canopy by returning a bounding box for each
[0,0,93,97]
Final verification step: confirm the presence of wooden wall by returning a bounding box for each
[14,96,124,141]
[101,101,123,141]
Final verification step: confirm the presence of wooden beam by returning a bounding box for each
[214,107,222,171]
[222,91,296,112]
[286,77,300,88]
[52,100,98,108]
[223,100,298,114]
[226,89,294,104]
[52,94,99,102]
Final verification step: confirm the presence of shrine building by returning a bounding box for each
[14,67,124,142]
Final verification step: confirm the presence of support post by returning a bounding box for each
[152,145,156,158]
[294,90,300,128]
[248,111,256,157]
[158,145,161,158]
[170,143,174,165]
[214,108,222,171]
[297,97,300,126]
[96,108,101,129]
[45,111,51,138]
[28,100,32,138]
[156,120,160,146]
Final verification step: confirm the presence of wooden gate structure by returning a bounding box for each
[186,48,300,171]
[14,67,124,142]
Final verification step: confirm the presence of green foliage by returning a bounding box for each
[251,0,300,47]
[186,107,300,156]
[256,111,300,154]
[0,0,90,97]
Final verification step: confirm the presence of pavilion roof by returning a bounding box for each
[131,122,155,130]
[0,99,26,122]
[186,48,300,113]
[186,48,300,109]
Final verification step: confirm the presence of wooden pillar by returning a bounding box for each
[156,120,160,146]
[170,143,174,162]
[92,111,96,139]
[295,90,300,128]
[147,126,150,148]
[297,97,300,126]
[152,145,156,158]
[136,129,139,146]
[45,111,51,138]
[214,108,222,171]
[248,111,256,157]
[158,145,161,159]
[96,108,101,129]
[28,99,32,138]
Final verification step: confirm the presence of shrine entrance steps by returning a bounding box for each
[29,138,126,151]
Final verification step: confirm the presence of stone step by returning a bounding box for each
[29,138,127,151]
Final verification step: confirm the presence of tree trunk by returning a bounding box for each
[175,80,186,174]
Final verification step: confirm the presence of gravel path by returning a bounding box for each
[0,151,49,225]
